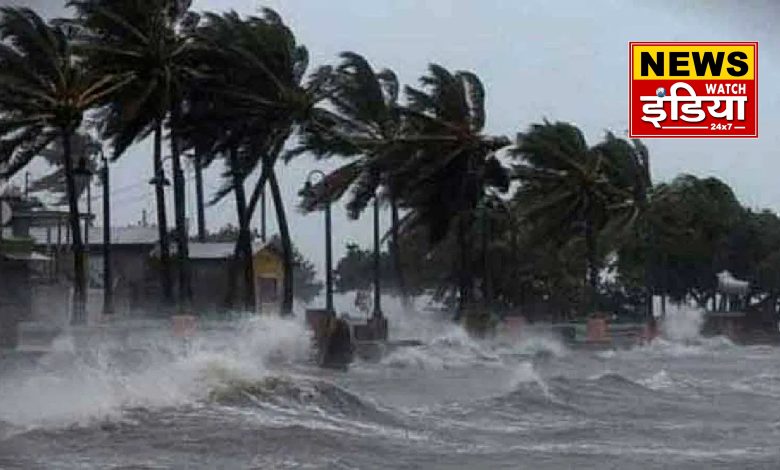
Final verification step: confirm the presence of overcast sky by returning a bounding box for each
[2,0,779,274]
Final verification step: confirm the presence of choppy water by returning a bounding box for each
[1,307,779,469]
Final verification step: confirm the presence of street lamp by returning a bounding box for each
[99,148,113,315]
[372,192,382,319]
[303,170,333,314]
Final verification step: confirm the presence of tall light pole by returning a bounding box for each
[372,193,382,319]
[100,149,113,315]
[304,170,333,314]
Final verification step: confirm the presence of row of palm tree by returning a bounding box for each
[0,2,651,321]
[0,7,127,321]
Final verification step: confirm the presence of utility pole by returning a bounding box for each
[101,150,113,315]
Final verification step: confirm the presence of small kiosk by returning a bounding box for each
[252,243,284,314]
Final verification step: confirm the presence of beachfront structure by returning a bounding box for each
[0,193,283,330]
[253,244,284,314]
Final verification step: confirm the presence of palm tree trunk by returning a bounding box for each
[390,194,409,308]
[229,147,255,312]
[194,150,206,242]
[170,100,191,310]
[228,157,271,263]
[268,168,293,315]
[246,163,270,228]
[153,121,173,307]
[456,214,472,318]
[245,136,284,227]
[62,129,86,325]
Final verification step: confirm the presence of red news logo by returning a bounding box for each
[628,42,758,138]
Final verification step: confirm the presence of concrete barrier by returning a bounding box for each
[586,316,610,343]
[171,315,198,337]
[503,316,526,337]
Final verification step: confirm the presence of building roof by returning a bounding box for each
[150,240,280,260]
[21,225,160,246]
[189,242,235,260]
[2,252,51,262]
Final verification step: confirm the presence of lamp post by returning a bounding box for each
[304,170,333,314]
[100,149,113,315]
[372,193,382,319]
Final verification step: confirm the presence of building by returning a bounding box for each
[2,185,285,329]
[253,243,284,313]
[165,241,285,315]
[0,188,50,347]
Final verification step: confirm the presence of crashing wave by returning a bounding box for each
[0,315,312,429]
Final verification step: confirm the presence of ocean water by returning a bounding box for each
[1,307,779,469]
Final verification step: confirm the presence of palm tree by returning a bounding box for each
[592,133,653,316]
[0,7,124,323]
[182,9,332,314]
[70,0,198,310]
[29,132,101,203]
[390,64,511,315]
[510,121,646,313]
[290,51,411,304]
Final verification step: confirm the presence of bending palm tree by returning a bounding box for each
[593,133,652,315]
[391,64,511,314]
[0,7,123,323]
[511,121,646,313]
[30,132,101,203]
[291,51,411,305]
[70,0,198,310]
[183,9,332,314]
